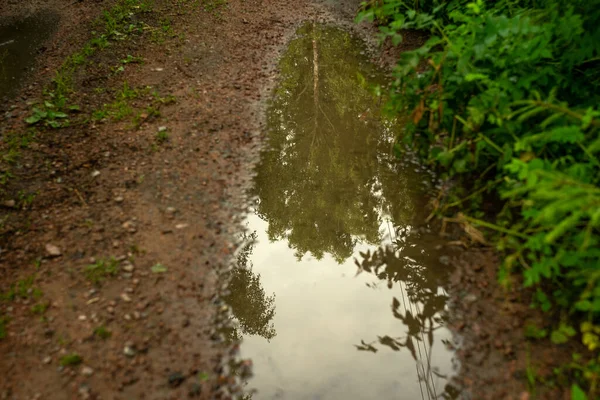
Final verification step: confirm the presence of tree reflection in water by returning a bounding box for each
[230,21,459,399]
[223,231,276,342]
[355,226,460,399]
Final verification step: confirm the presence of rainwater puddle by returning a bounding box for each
[0,11,60,99]
[225,23,460,399]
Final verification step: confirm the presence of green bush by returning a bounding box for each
[358,0,600,394]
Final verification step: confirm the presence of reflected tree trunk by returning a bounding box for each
[312,22,320,150]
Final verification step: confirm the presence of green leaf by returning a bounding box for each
[571,384,588,400]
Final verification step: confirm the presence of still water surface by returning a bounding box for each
[0,11,59,99]
[225,23,459,399]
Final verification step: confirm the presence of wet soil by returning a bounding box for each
[0,0,577,399]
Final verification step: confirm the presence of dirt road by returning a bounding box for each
[0,0,345,397]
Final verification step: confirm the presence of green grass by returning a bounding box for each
[84,258,119,284]
[1,275,42,301]
[155,129,169,144]
[0,129,36,187]
[30,301,49,315]
[93,325,112,340]
[59,353,82,366]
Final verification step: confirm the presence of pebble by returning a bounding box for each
[175,223,189,229]
[91,170,100,178]
[158,126,167,132]
[3,200,16,208]
[166,207,177,215]
[122,262,135,272]
[122,221,137,233]
[120,293,132,302]
[45,244,62,257]
[123,344,136,357]
[81,366,94,376]
[78,315,87,321]
[114,196,124,203]
[42,356,52,365]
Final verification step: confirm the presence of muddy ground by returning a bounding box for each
[0,0,576,399]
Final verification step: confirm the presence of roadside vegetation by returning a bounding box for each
[358,0,600,397]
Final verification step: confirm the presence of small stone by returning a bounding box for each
[122,262,134,272]
[120,293,132,302]
[123,345,136,357]
[124,314,132,321]
[158,126,167,132]
[114,196,124,203]
[91,170,100,178]
[45,244,62,257]
[464,294,478,303]
[122,221,136,233]
[78,315,87,321]
[3,200,16,208]
[42,356,52,365]
[107,306,115,314]
[81,366,94,376]
[175,223,189,229]
[166,207,177,215]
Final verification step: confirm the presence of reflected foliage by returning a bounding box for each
[354,228,459,399]
[253,23,422,263]
[224,231,276,342]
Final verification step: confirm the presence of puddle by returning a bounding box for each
[0,11,60,99]
[225,23,460,399]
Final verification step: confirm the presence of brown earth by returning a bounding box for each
[0,0,582,399]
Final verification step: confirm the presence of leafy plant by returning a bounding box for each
[358,0,600,395]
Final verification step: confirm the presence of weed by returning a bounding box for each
[17,191,36,208]
[121,54,143,64]
[152,91,176,105]
[155,129,169,144]
[25,105,68,128]
[93,325,112,340]
[59,353,82,366]
[201,0,227,14]
[92,109,109,121]
[1,275,42,302]
[31,302,49,315]
[84,258,119,284]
